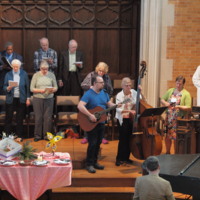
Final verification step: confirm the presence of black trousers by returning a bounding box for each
[116,118,132,162]
[62,72,82,96]
[86,123,105,166]
[5,98,26,138]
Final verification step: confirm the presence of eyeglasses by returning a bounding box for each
[41,68,48,71]
[96,82,104,84]
[125,84,131,87]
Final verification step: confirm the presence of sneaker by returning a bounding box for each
[86,165,96,173]
[94,163,104,170]
[102,138,109,144]
[81,138,88,144]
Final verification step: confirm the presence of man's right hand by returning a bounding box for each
[89,114,97,122]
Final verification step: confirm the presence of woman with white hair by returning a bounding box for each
[115,77,145,166]
[30,60,58,142]
[3,59,30,142]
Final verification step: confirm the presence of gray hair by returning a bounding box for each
[121,77,132,87]
[11,59,22,68]
[145,156,159,172]
[40,60,49,69]
[4,41,13,49]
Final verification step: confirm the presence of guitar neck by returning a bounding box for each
[98,105,117,115]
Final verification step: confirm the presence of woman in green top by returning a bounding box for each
[161,75,191,154]
[30,60,58,142]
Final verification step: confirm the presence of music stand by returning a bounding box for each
[192,106,200,119]
[139,106,167,136]
[139,106,167,118]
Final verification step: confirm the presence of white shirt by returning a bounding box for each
[69,52,76,72]
[115,89,138,126]
[192,65,200,106]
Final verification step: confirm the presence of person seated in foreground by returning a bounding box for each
[133,156,175,200]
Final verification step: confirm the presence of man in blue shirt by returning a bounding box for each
[78,75,117,173]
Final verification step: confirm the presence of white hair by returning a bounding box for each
[11,59,22,68]
[68,39,78,47]
[39,37,49,44]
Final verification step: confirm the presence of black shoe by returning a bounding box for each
[125,159,134,164]
[115,160,123,166]
[94,163,104,170]
[86,165,96,173]
[34,138,41,142]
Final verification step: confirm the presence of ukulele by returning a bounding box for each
[78,98,130,132]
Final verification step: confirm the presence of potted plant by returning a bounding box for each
[17,141,37,165]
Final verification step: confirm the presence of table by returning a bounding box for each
[0,152,72,200]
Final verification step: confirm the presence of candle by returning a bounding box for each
[37,155,43,161]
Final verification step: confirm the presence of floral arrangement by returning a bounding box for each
[17,141,37,161]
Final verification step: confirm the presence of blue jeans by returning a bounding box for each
[86,123,105,166]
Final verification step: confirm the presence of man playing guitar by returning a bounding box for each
[78,75,118,173]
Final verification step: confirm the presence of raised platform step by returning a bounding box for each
[71,177,135,187]
[53,186,134,193]
[52,187,192,200]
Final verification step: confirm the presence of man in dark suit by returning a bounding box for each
[133,156,175,200]
[58,39,84,96]
[0,42,23,95]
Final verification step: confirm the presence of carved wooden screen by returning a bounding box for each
[0,0,140,80]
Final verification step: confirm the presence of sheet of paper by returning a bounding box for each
[9,81,18,87]
[74,61,83,65]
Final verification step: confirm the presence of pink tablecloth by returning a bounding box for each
[0,152,72,200]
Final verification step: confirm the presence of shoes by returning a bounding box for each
[125,159,134,164]
[115,160,124,166]
[34,138,41,142]
[102,138,109,144]
[81,138,88,144]
[86,165,96,173]
[94,163,104,170]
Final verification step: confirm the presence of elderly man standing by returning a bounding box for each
[3,59,30,142]
[58,39,84,96]
[0,42,23,95]
[34,37,57,73]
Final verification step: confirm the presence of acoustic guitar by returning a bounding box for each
[78,99,130,132]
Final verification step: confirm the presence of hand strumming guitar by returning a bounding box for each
[89,113,97,123]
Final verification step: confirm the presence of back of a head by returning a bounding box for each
[145,156,159,172]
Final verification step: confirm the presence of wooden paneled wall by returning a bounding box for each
[0,0,141,82]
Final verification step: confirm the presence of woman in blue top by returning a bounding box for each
[3,59,30,142]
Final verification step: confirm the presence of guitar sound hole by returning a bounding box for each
[94,113,101,121]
